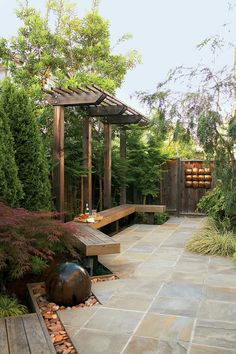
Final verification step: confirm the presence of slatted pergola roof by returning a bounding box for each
[44,84,148,126]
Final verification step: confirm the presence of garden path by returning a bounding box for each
[58,217,236,354]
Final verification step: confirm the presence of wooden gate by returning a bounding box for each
[160,159,214,215]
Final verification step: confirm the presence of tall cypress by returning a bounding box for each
[1,80,51,211]
[0,104,23,207]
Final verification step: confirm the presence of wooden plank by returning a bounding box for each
[85,242,120,256]
[6,316,30,354]
[68,222,120,256]
[103,123,112,209]
[46,92,104,106]
[0,318,9,354]
[23,313,52,354]
[27,286,56,354]
[91,205,136,229]
[134,205,166,213]
[160,160,177,212]
[176,158,181,216]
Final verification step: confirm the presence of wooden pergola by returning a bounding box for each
[44,85,148,214]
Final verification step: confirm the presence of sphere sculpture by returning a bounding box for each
[45,262,91,306]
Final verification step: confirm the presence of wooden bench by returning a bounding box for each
[69,204,166,273]
[0,313,56,354]
[69,222,120,257]
[67,221,120,274]
[91,204,166,229]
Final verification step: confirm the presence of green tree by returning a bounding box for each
[126,126,166,204]
[0,0,142,213]
[0,0,140,94]
[138,36,236,228]
[0,104,23,207]
[0,80,51,211]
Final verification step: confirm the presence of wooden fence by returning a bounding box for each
[160,159,214,215]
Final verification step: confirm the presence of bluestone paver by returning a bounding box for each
[57,217,236,353]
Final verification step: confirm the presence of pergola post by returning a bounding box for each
[120,128,127,204]
[104,123,112,209]
[82,117,92,212]
[53,106,64,213]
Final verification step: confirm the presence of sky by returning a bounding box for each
[0,0,236,113]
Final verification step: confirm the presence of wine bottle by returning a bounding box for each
[85,203,89,216]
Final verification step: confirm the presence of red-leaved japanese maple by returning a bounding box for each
[0,202,81,282]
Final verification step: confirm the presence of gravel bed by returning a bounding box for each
[31,275,116,354]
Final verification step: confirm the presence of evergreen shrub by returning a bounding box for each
[0,105,23,207]
[0,80,51,211]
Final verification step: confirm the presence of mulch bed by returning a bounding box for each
[31,275,116,354]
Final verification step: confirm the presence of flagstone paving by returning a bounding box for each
[57,217,236,353]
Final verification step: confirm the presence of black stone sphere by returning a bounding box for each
[45,262,91,306]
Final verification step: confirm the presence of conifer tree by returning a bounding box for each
[0,104,23,207]
[0,80,51,210]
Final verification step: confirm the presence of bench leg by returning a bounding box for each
[82,256,99,276]
[115,220,119,233]
[147,213,154,224]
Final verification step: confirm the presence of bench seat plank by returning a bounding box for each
[91,204,166,229]
[69,222,120,256]
[6,316,30,354]
[134,204,166,213]
[23,313,53,354]
[91,204,136,229]
[4,313,55,354]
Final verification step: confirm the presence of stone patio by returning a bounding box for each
[58,217,236,353]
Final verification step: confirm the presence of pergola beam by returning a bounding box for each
[46,92,105,106]
[85,105,127,117]
[103,114,143,124]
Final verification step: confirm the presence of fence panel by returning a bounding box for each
[160,159,214,215]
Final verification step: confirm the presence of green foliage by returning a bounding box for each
[0,80,51,211]
[0,0,140,94]
[0,294,28,318]
[134,212,149,224]
[138,39,236,236]
[30,256,48,275]
[197,111,222,156]
[233,252,236,262]
[154,212,169,225]
[134,212,169,225]
[197,184,226,224]
[149,110,201,160]
[186,218,236,256]
[126,126,167,203]
[197,178,236,232]
[0,105,23,207]
[0,202,81,281]
[0,1,143,213]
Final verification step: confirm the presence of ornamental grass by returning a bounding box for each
[186,218,236,257]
